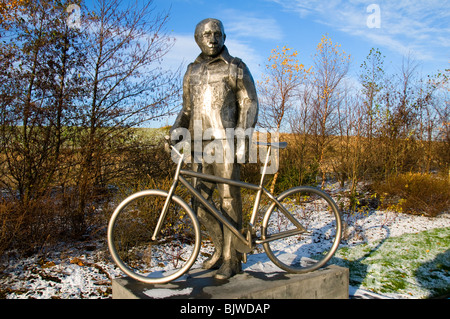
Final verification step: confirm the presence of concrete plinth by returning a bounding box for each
[112,265,349,299]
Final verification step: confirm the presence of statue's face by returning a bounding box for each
[195,20,225,57]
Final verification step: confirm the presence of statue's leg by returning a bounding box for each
[192,163,224,270]
[214,163,243,279]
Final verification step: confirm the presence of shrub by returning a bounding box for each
[371,173,450,217]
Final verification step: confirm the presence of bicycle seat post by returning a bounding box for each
[248,144,272,227]
[259,145,272,187]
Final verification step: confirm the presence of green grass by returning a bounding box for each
[132,126,170,142]
[330,227,450,298]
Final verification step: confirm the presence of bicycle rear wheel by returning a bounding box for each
[107,190,201,284]
[261,186,342,273]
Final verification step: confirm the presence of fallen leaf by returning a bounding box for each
[70,257,85,267]
[42,261,56,268]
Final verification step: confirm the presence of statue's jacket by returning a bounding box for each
[172,46,259,141]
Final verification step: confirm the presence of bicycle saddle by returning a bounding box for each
[253,141,288,149]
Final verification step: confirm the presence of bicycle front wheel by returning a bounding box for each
[261,186,342,274]
[107,190,201,284]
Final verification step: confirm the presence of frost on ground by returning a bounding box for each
[0,184,449,299]
[244,210,450,299]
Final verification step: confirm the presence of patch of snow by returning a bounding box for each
[1,208,449,299]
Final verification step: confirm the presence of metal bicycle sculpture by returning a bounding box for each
[107,142,342,284]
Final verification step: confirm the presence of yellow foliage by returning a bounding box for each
[264,45,310,83]
[316,34,351,61]
[0,0,28,25]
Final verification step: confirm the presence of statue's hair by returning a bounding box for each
[194,18,225,41]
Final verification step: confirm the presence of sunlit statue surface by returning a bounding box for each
[170,18,258,279]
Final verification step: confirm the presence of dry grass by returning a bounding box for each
[370,173,450,217]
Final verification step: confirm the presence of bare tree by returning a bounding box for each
[305,34,351,187]
[0,1,83,201]
[359,48,385,141]
[431,68,449,174]
[0,0,181,247]
[374,55,423,177]
[0,0,90,249]
[70,0,181,235]
[416,67,449,174]
[288,80,317,186]
[258,46,310,191]
[258,46,310,131]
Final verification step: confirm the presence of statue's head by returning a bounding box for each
[194,18,226,58]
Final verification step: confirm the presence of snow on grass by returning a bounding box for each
[240,210,450,299]
[1,203,449,299]
[331,226,450,298]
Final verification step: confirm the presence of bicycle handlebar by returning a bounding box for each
[170,145,184,160]
[165,135,288,164]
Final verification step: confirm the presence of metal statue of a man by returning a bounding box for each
[170,18,258,279]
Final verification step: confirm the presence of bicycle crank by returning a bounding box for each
[232,227,254,254]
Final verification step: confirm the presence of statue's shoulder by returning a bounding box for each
[229,56,247,81]
[186,62,195,71]
[183,62,195,79]
[222,47,245,72]
[230,56,242,67]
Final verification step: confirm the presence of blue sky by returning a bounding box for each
[83,0,449,127]
[145,0,449,127]
[156,0,449,82]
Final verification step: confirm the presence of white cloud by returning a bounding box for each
[162,9,283,79]
[220,9,284,41]
[163,34,199,72]
[226,38,265,78]
[270,0,450,63]
[163,33,264,80]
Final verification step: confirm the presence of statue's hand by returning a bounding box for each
[164,135,171,154]
[236,141,246,162]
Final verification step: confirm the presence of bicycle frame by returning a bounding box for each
[153,145,307,249]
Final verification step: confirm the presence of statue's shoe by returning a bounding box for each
[214,261,242,280]
[202,254,223,270]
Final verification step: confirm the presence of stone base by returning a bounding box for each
[112,265,349,299]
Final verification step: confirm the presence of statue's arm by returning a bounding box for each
[234,62,259,163]
[235,62,259,130]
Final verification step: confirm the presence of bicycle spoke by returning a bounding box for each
[262,187,341,273]
[108,190,201,284]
